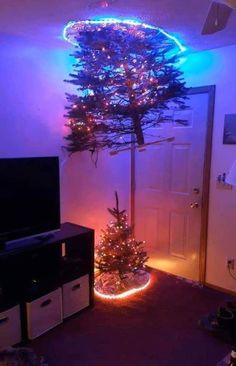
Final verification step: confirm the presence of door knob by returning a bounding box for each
[190,202,199,209]
[193,188,200,195]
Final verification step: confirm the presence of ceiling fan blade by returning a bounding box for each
[202,1,233,35]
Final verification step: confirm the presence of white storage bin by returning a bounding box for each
[26,288,62,340]
[62,274,89,319]
[0,305,21,350]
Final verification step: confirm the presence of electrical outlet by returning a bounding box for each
[227,258,235,270]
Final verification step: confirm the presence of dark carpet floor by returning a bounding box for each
[30,270,234,366]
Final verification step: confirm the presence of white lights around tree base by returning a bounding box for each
[94,270,151,300]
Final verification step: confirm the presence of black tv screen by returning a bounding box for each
[0,157,60,243]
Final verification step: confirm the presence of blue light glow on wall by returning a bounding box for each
[63,18,186,54]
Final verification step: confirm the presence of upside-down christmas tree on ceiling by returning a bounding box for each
[63,18,187,155]
[94,192,150,299]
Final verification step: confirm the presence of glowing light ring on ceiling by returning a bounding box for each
[94,273,151,300]
[63,18,186,53]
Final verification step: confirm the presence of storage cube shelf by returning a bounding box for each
[62,274,90,319]
[0,305,21,350]
[26,288,63,340]
[0,222,94,347]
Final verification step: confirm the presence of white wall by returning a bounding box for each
[0,36,130,244]
[61,151,131,243]
[182,44,236,292]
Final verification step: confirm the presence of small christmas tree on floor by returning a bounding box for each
[95,192,150,298]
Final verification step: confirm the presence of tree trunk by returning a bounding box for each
[133,114,144,145]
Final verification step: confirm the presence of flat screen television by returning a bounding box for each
[0,156,61,244]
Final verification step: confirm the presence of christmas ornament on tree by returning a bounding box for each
[94,192,150,299]
[63,18,187,155]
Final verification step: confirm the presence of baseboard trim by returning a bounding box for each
[205,282,236,296]
[149,267,236,296]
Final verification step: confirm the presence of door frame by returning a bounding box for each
[130,85,216,284]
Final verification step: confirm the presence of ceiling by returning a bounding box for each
[1,0,236,51]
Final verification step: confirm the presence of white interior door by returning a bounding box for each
[134,91,210,281]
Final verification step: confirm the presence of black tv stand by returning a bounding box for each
[0,222,94,347]
[35,233,55,241]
